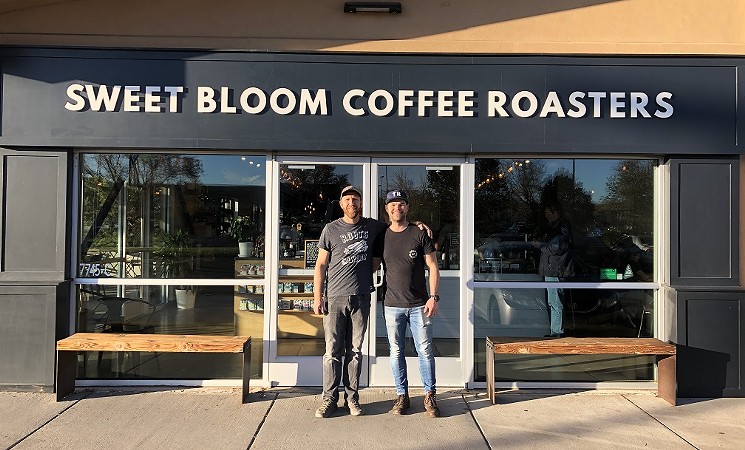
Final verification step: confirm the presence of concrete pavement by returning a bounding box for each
[1,387,743,449]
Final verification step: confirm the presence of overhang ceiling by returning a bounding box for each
[0,0,74,14]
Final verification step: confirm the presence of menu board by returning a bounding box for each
[304,240,319,269]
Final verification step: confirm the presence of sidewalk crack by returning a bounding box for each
[623,394,698,449]
[7,390,93,449]
[246,391,278,450]
[462,391,493,449]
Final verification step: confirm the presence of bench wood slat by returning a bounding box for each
[486,336,677,406]
[487,337,676,355]
[57,333,249,353]
[56,333,251,404]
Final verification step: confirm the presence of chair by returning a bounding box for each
[80,285,157,333]
[79,285,159,375]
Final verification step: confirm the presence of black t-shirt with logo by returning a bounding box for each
[381,223,436,308]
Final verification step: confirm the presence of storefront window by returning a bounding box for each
[474,158,655,282]
[76,153,266,380]
[473,158,657,382]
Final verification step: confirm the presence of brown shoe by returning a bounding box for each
[424,391,440,418]
[389,393,410,415]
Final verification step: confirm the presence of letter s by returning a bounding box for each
[65,83,86,111]
[654,92,673,119]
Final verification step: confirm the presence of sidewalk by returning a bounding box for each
[2,387,744,449]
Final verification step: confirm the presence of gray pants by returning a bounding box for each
[322,294,371,402]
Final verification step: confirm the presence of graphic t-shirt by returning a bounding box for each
[318,217,386,297]
[381,223,436,308]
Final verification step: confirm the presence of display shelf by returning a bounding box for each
[233,258,319,338]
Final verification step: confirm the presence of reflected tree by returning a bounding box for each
[540,169,595,234]
[81,154,204,257]
[599,160,655,240]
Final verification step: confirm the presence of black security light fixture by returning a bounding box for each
[344,2,402,13]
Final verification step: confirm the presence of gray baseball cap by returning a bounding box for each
[340,185,362,199]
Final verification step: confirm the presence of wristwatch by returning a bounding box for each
[429,294,440,302]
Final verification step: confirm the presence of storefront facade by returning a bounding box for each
[0,46,743,397]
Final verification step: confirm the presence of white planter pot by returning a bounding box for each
[175,289,196,309]
[238,241,254,257]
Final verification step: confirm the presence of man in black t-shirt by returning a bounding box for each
[381,190,441,418]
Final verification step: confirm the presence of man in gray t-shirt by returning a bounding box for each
[312,185,386,418]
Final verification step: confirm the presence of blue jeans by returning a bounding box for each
[322,294,370,402]
[384,305,436,395]
[545,276,564,336]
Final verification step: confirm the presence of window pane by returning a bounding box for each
[474,158,655,282]
[375,164,461,357]
[277,163,363,356]
[77,153,266,380]
[473,287,655,382]
[79,153,266,281]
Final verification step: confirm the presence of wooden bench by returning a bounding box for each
[486,337,677,405]
[56,333,252,403]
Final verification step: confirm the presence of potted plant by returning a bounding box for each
[157,229,197,309]
[228,215,258,257]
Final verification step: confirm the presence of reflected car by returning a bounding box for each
[476,233,535,273]
[474,288,549,336]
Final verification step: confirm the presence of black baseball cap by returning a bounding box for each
[385,190,409,204]
[340,185,362,199]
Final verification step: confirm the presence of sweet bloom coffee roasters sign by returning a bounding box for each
[65,84,675,119]
[0,49,738,153]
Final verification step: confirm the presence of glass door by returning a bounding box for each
[268,156,465,388]
[270,157,369,386]
[368,159,464,388]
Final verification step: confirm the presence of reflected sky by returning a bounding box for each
[199,155,266,186]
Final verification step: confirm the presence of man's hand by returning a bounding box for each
[423,297,439,317]
[313,298,325,315]
[413,221,433,238]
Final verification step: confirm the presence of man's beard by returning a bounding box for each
[345,206,360,220]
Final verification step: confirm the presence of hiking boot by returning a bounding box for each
[389,393,410,415]
[345,398,363,416]
[315,398,338,418]
[424,391,440,418]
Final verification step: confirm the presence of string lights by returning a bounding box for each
[476,159,531,189]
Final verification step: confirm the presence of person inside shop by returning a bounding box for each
[434,220,458,270]
[625,246,653,282]
[380,190,441,418]
[532,200,575,338]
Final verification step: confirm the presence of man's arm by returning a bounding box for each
[423,252,440,317]
[313,248,330,315]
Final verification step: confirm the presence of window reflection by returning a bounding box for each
[79,153,267,282]
[473,287,655,382]
[77,153,267,380]
[276,164,363,356]
[378,165,460,270]
[278,164,361,265]
[474,159,656,282]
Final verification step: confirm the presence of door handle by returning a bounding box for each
[373,265,384,288]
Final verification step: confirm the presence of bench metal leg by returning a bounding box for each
[241,340,251,404]
[56,350,77,401]
[486,344,496,404]
[657,354,677,406]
